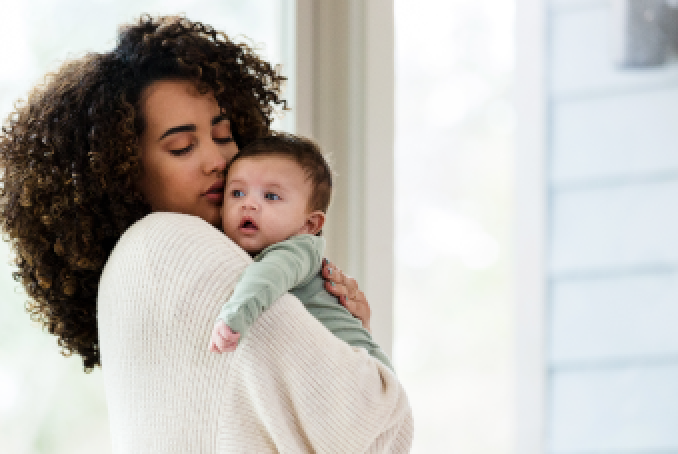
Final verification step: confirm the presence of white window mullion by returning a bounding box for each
[295,0,395,357]
[515,0,547,452]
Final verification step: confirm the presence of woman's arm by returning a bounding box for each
[98,212,412,453]
[225,291,413,453]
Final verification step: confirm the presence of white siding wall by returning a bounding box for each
[546,0,678,452]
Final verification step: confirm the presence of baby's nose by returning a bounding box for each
[242,196,260,210]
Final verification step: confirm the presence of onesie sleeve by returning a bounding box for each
[216,234,324,339]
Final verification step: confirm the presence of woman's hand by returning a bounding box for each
[321,259,372,332]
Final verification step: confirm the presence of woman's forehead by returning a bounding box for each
[141,80,221,127]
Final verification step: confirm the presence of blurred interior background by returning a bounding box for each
[3,0,676,453]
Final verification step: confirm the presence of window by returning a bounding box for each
[394,0,515,451]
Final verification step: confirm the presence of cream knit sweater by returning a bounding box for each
[97,212,413,453]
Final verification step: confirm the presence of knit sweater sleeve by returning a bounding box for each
[97,212,413,453]
[224,293,414,453]
[217,234,324,339]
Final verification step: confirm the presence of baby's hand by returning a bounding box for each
[209,320,241,353]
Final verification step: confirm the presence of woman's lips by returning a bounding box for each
[205,192,223,202]
[204,181,224,202]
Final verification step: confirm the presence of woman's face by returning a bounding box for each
[137,79,238,227]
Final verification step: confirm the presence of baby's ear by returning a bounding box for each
[300,211,326,235]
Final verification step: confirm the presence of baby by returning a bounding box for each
[208,134,392,371]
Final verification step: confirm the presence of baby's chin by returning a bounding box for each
[234,237,269,257]
[242,244,266,257]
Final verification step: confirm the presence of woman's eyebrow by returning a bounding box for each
[158,115,226,141]
[159,124,195,141]
[212,114,228,126]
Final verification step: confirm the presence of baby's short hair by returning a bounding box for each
[231,133,333,213]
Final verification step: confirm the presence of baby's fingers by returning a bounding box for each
[209,329,227,353]
[217,322,241,343]
[209,321,241,353]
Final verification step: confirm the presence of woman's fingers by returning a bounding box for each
[322,260,372,332]
[322,260,349,298]
[323,279,347,300]
[342,287,371,333]
[321,259,354,290]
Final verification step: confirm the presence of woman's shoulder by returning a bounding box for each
[104,212,252,278]
[98,212,253,327]
[122,212,220,242]
[122,212,248,255]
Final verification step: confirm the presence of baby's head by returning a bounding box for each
[222,134,333,255]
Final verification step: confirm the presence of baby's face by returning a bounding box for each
[222,155,315,255]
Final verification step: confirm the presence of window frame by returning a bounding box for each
[515,0,547,452]
[293,0,395,356]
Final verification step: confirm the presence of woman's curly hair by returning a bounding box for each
[0,15,286,371]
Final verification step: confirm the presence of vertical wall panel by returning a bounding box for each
[550,2,678,98]
[546,1,678,453]
[551,272,678,364]
[551,181,678,274]
[550,366,678,452]
[552,88,678,185]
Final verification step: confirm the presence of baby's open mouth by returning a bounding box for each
[240,218,258,230]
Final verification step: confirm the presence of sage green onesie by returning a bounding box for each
[217,234,393,371]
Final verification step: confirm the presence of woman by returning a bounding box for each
[0,15,412,452]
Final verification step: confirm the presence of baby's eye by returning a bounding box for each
[231,189,245,198]
[264,192,281,201]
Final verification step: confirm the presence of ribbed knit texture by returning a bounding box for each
[97,212,413,453]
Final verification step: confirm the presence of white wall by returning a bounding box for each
[531,0,678,452]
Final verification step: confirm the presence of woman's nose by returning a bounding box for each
[202,142,228,175]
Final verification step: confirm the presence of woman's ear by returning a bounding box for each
[300,211,326,235]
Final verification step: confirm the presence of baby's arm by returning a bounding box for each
[209,234,324,353]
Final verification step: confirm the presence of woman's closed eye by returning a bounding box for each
[264,192,281,201]
[169,143,194,156]
[214,136,234,145]
[169,136,232,155]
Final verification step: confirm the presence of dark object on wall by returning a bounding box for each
[611,0,678,67]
